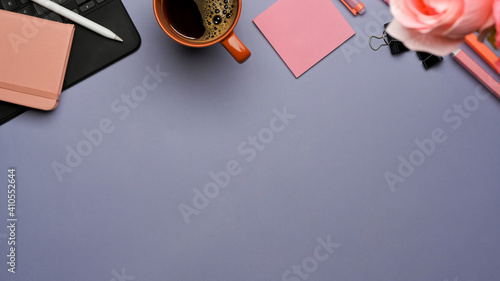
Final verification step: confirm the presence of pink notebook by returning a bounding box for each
[0,10,75,110]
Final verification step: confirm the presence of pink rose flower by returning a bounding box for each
[495,0,500,46]
[386,0,496,56]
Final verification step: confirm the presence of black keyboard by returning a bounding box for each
[0,0,111,22]
[0,0,141,125]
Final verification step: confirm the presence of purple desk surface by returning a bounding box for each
[1,1,500,280]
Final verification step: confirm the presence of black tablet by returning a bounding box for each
[0,0,141,125]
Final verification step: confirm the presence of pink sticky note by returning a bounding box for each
[254,0,355,78]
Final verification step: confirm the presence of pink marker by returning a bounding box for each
[452,49,500,100]
[340,0,366,15]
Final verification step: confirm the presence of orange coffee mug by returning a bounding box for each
[153,0,251,63]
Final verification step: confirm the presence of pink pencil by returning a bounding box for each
[452,49,500,99]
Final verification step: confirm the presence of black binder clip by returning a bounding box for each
[416,52,443,70]
[369,23,409,55]
[385,27,409,55]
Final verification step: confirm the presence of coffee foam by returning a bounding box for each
[194,0,237,41]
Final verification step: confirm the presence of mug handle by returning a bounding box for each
[221,31,251,64]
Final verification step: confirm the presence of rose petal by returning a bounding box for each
[445,0,494,37]
[390,0,427,29]
[387,20,463,56]
[423,0,451,14]
[419,2,463,35]
[494,0,500,47]
[391,0,464,35]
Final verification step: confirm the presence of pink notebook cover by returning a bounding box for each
[0,10,75,110]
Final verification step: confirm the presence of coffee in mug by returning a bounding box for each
[165,0,237,42]
[154,0,251,63]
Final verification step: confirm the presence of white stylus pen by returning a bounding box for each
[31,0,123,42]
